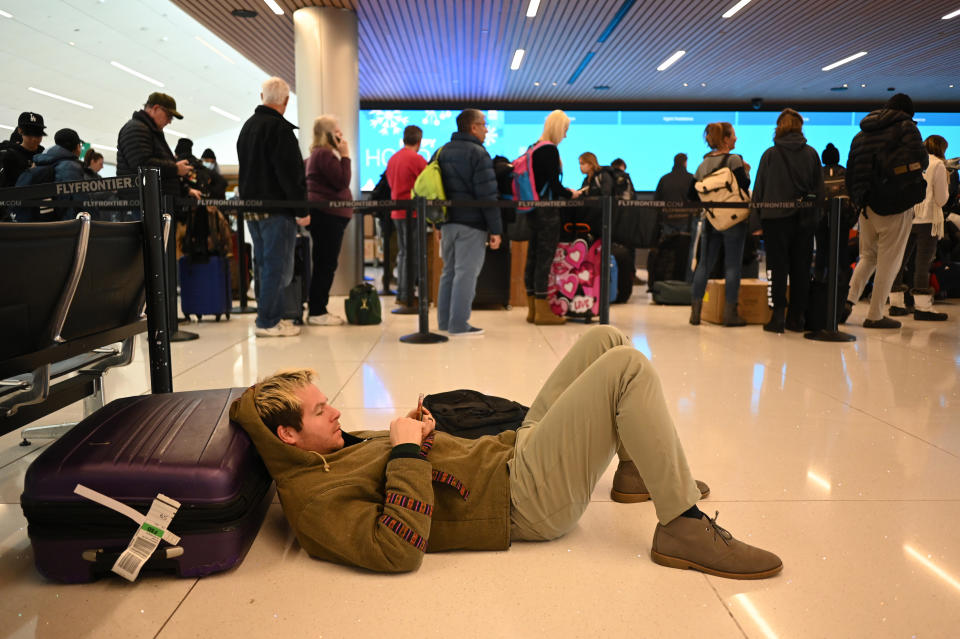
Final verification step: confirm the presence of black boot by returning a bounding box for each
[723,303,747,327]
[764,307,785,333]
[689,299,702,326]
[784,312,806,332]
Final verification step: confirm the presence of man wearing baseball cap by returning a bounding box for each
[116,92,200,216]
[14,127,87,220]
[0,112,47,190]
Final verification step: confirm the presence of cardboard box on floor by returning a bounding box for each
[701,278,772,324]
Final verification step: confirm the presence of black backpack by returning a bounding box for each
[867,129,927,215]
[424,390,528,439]
[604,167,636,200]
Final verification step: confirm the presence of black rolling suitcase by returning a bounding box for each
[472,244,512,309]
[20,388,275,583]
[281,232,312,323]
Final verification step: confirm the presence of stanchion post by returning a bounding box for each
[232,209,254,314]
[599,196,612,325]
[805,197,856,343]
[138,168,173,393]
[162,194,199,342]
[400,198,448,344]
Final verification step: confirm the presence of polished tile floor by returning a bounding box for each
[2,287,959,638]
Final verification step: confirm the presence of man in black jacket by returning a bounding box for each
[236,77,308,338]
[117,92,200,216]
[434,109,501,336]
[843,94,928,329]
[0,112,47,221]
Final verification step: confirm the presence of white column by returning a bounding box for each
[293,6,360,296]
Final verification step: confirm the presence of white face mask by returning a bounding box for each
[202,161,215,170]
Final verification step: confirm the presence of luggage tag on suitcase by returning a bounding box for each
[74,484,182,581]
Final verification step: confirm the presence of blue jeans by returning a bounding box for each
[248,214,297,329]
[437,224,488,332]
[691,220,748,306]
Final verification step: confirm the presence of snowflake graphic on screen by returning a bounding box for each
[485,126,499,146]
[422,110,453,126]
[368,110,409,136]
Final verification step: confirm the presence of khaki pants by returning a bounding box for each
[847,207,914,320]
[508,326,700,541]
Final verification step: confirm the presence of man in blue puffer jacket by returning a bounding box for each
[15,128,86,221]
[435,109,502,336]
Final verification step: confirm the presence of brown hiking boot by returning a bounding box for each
[610,460,710,503]
[533,297,565,325]
[651,511,783,579]
[526,295,535,323]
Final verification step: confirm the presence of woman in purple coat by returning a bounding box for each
[305,115,353,326]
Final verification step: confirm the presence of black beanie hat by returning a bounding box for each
[174,137,194,156]
[821,143,840,165]
[886,93,915,117]
[201,148,216,161]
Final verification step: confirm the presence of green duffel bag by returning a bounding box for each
[344,283,382,324]
[651,280,692,306]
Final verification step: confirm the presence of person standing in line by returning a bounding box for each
[434,109,502,336]
[200,148,229,201]
[890,135,950,321]
[843,93,928,329]
[385,125,428,315]
[0,112,46,193]
[82,149,104,178]
[524,110,579,326]
[117,92,201,215]
[236,77,309,338]
[752,109,825,333]
[305,115,354,326]
[689,122,752,327]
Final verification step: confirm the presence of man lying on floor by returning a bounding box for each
[229,325,782,579]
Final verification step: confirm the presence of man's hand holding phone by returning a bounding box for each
[403,393,435,440]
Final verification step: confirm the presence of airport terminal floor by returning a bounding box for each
[2,285,959,638]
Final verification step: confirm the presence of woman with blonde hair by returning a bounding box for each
[752,108,825,332]
[689,122,752,326]
[576,151,613,197]
[524,110,580,325]
[305,114,353,326]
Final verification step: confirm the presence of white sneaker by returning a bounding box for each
[255,319,301,337]
[307,313,345,326]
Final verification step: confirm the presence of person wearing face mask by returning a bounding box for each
[201,148,228,200]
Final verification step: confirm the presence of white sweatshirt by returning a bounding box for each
[913,154,948,226]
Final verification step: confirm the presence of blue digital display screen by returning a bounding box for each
[358,109,960,192]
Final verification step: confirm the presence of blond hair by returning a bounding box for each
[310,115,339,152]
[579,151,600,176]
[255,368,315,436]
[540,110,570,145]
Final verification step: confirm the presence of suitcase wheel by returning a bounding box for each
[215,314,222,321]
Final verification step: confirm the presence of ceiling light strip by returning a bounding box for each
[92,143,118,152]
[110,61,165,87]
[722,0,752,19]
[210,106,241,122]
[821,51,867,71]
[263,0,284,15]
[0,9,12,18]
[597,0,636,43]
[165,128,188,138]
[194,36,235,64]
[657,50,686,71]
[567,51,595,84]
[0,124,14,130]
[942,8,960,19]
[510,49,525,71]
[526,0,541,18]
[27,87,93,109]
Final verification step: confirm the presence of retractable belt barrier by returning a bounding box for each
[3,178,842,346]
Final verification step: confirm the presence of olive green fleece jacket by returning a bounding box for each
[230,387,517,573]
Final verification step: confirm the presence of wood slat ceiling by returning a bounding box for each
[170,0,960,109]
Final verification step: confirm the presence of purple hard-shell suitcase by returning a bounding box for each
[20,388,275,583]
